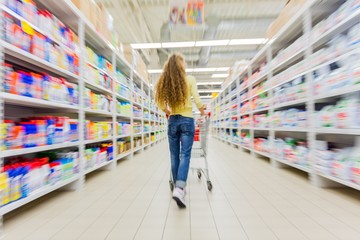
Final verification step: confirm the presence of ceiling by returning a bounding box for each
[100,0,286,98]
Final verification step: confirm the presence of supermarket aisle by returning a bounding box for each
[3,138,360,240]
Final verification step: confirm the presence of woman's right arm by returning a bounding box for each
[190,76,206,115]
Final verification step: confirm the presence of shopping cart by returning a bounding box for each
[169,116,213,191]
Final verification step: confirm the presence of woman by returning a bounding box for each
[155,53,205,208]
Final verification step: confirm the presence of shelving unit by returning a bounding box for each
[212,0,360,191]
[0,0,166,220]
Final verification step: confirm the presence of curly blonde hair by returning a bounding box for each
[155,53,188,110]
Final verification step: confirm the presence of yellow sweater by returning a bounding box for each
[160,76,204,118]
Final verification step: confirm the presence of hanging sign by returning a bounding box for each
[169,0,204,26]
[186,0,204,26]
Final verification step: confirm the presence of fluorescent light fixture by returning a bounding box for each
[193,68,217,72]
[131,38,267,49]
[229,38,267,45]
[200,96,213,99]
[198,90,221,93]
[212,73,229,78]
[162,41,195,48]
[195,40,230,47]
[131,43,161,49]
[147,67,231,74]
[148,69,163,74]
[197,82,222,85]
[216,67,230,72]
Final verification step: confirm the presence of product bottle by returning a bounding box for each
[9,168,22,202]
[21,166,30,198]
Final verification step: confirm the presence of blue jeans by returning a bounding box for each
[168,115,195,189]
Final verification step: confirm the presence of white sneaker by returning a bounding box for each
[172,187,186,208]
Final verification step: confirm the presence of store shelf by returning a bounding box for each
[133,133,142,137]
[253,128,270,131]
[315,128,360,135]
[240,145,252,151]
[272,157,311,173]
[2,93,79,112]
[1,40,78,80]
[274,127,308,132]
[272,48,305,73]
[0,142,79,158]
[251,73,268,86]
[143,143,151,148]
[315,172,360,191]
[85,160,113,174]
[0,175,80,215]
[273,98,308,110]
[115,93,131,102]
[1,5,76,54]
[210,1,360,193]
[85,109,112,117]
[117,114,131,119]
[133,102,142,107]
[116,151,132,161]
[117,134,131,138]
[0,0,166,218]
[84,79,113,95]
[240,111,252,116]
[84,137,113,145]
[87,62,113,78]
[240,96,251,104]
[315,85,360,102]
[312,8,360,49]
[253,149,272,159]
[134,146,143,152]
[115,52,133,74]
[252,107,271,114]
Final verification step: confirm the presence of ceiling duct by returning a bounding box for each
[158,17,273,67]
[158,23,171,66]
[196,16,219,67]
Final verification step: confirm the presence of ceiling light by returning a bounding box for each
[147,67,231,74]
[229,38,267,45]
[162,41,195,48]
[212,74,229,78]
[195,40,230,47]
[200,96,213,99]
[216,67,230,72]
[193,68,217,72]
[148,69,163,74]
[131,38,267,49]
[197,82,222,85]
[131,43,161,49]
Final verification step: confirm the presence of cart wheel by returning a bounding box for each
[207,181,213,191]
[169,180,174,191]
[197,170,202,179]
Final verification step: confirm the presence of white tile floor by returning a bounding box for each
[3,138,360,240]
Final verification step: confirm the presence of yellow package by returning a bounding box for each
[0,172,10,205]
